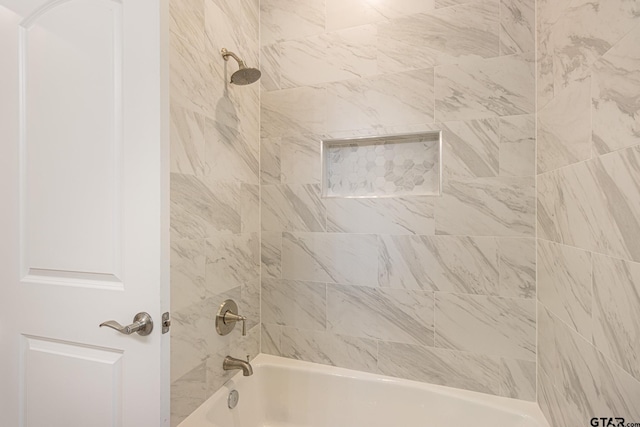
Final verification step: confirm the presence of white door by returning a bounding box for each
[0,0,170,426]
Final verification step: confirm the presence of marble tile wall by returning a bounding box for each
[536,1,640,425]
[169,0,261,425]
[260,0,537,401]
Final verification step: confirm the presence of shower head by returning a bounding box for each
[221,48,262,85]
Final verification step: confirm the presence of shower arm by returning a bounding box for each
[221,48,246,68]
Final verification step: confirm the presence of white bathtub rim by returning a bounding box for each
[246,354,547,424]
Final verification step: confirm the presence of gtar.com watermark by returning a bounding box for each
[590,418,640,427]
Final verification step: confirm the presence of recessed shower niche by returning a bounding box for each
[321,131,442,198]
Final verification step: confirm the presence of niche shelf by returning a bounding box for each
[321,131,442,198]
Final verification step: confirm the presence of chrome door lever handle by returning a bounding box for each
[100,312,153,336]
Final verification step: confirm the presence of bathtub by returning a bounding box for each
[179,354,549,427]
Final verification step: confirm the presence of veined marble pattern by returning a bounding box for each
[169,0,205,53]
[435,176,536,236]
[170,174,241,240]
[280,327,379,372]
[275,25,377,89]
[497,238,535,299]
[376,1,499,73]
[260,137,281,184]
[171,239,206,313]
[261,86,327,138]
[261,184,326,232]
[499,114,535,176]
[538,305,640,424]
[378,341,503,395]
[170,102,205,176]
[499,0,534,55]
[260,0,325,46]
[435,293,535,360]
[206,233,260,294]
[261,232,282,279]
[261,323,282,356]
[281,232,378,286]
[325,0,436,31]
[170,361,207,427]
[204,112,259,186]
[441,118,499,179]
[260,44,282,91]
[537,239,592,339]
[592,23,640,155]
[435,52,535,122]
[262,279,327,331]
[544,0,640,94]
[536,163,592,249]
[378,235,499,294]
[326,197,435,235]
[588,146,640,262]
[327,285,435,346]
[326,68,435,132]
[281,134,322,184]
[592,254,640,382]
[242,279,261,330]
[500,358,535,401]
[170,31,209,116]
[537,78,592,173]
[240,184,260,232]
[537,370,584,427]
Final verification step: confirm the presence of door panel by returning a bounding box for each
[0,0,170,425]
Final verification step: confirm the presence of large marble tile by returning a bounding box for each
[260,44,281,92]
[435,52,535,122]
[169,31,209,116]
[499,0,534,55]
[537,78,592,173]
[261,232,282,279]
[536,163,592,249]
[170,361,207,427]
[206,233,260,294]
[546,0,640,94]
[537,239,592,338]
[378,235,500,295]
[497,237,535,299]
[170,174,241,240]
[170,102,205,176]
[378,341,502,395]
[170,0,205,53]
[260,0,325,45]
[435,293,535,360]
[261,184,326,232]
[282,232,378,286]
[377,1,500,73]
[440,118,500,179]
[171,239,206,313]
[260,137,281,184]
[587,146,640,262]
[435,176,536,236]
[326,0,436,31]
[592,254,640,382]
[499,114,535,177]
[280,134,322,185]
[537,369,584,427]
[538,304,640,423]
[327,285,434,346]
[326,197,435,235]
[261,86,327,138]
[261,323,282,356]
[280,327,378,372]
[204,114,259,186]
[241,278,261,330]
[276,26,377,89]
[240,184,260,233]
[262,279,327,331]
[592,24,640,155]
[326,68,435,132]
[499,358,535,401]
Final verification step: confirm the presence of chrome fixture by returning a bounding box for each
[216,299,247,336]
[228,390,240,409]
[99,312,154,336]
[223,355,253,376]
[221,48,261,85]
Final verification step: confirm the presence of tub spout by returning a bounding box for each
[223,355,253,376]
